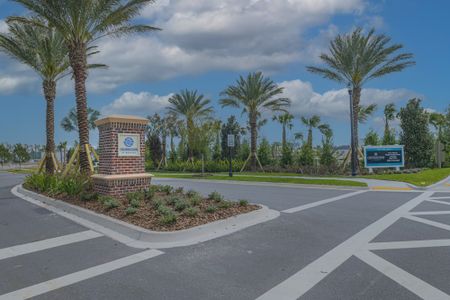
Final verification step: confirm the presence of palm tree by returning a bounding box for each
[11,0,160,174]
[165,113,183,162]
[383,103,397,144]
[220,72,290,170]
[57,141,68,165]
[61,107,100,133]
[273,113,294,150]
[429,112,446,168]
[167,90,213,161]
[301,115,322,149]
[358,104,378,124]
[307,27,415,171]
[0,21,70,174]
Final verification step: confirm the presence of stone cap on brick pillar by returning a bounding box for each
[95,115,149,127]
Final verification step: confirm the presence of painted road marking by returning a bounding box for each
[256,192,433,300]
[371,186,413,191]
[282,190,368,213]
[367,239,450,250]
[409,211,450,216]
[355,250,450,300]
[405,215,450,231]
[0,249,164,300]
[0,230,103,261]
[426,199,450,206]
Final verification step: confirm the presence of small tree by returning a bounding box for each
[257,138,272,166]
[239,139,251,161]
[364,129,380,146]
[13,144,30,167]
[399,99,433,168]
[383,103,397,145]
[319,128,336,168]
[0,144,12,166]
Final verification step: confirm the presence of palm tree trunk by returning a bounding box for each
[43,80,56,174]
[170,134,175,161]
[69,44,90,174]
[161,135,167,165]
[187,118,194,161]
[250,115,257,171]
[282,124,286,149]
[352,86,361,169]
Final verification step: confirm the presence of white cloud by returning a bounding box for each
[0,75,36,94]
[280,79,420,118]
[100,91,173,116]
[87,0,367,91]
[0,19,7,33]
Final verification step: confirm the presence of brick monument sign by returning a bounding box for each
[92,115,152,198]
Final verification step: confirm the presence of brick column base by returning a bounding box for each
[92,173,152,199]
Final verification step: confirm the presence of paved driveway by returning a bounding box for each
[1,172,450,299]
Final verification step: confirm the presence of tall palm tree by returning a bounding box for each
[167,90,213,161]
[273,113,294,150]
[11,0,160,174]
[383,103,397,144]
[220,72,290,170]
[307,27,415,170]
[61,107,100,133]
[301,115,322,149]
[0,21,70,174]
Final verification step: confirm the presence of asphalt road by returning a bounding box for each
[1,172,450,299]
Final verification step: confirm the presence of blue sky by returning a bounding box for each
[0,0,449,147]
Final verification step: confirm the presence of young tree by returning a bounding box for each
[146,114,164,168]
[0,144,12,167]
[319,126,336,168]
[399,99,433,168]
[307,27,415,170]
[165,112,183,162]
[13,144,30,167]
[167,90,213,162]
[383,103,397,145]
[0,21,70,174]
[364,129,380,146]
[239,139,251,161]
[220,72,290,170]
[301,115,322,149]
[257,138,272,166]
[11,0,160,174]
[61,107,100,133]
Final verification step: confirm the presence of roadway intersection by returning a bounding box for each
[1,172,450,299]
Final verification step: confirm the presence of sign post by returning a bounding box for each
[364,145,405,172]
[227,134,235,177]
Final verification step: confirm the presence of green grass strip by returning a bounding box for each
[363,168,450,187]
[153,173,367,187]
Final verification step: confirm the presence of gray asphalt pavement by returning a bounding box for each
[1,172,450,299]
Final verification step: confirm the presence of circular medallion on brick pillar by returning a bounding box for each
[92,115,153,198]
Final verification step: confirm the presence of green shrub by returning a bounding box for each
[80,192,98,202]
[24,173,62,195]
[144,187,156,201]
[175,187,184,194]
[161,185,173,195]
[129,198,141,208]
[208,191,223,202]
[186,190,200,198]
[60,176,88,196]
[152,198,164,209]
[189,195,202,206]
[126,191,144,203]
[104,198,119,210]
[218,201,232,209]
[239,199,249,207]
[206,205,217,213]
[184,207,199,217]
[125,206,137,215]
[174,199,189,212]
[166,195,181,206]
[160,213,177,225]
[157,204,172,216]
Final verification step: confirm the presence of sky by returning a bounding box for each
[0,0,449,147]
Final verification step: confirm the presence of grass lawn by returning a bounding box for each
[153,173,367,187]
[363,168,450,187]
[6,168,36,174]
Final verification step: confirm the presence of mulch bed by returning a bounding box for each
[28,188,260,232]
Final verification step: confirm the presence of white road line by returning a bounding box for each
[430,197,450,200]
[0,249,164,300]
[367,239,450,250]
[256,192,432,300]
[281,190,368,213]
[409,211,450,215]
[405,215,450,231]
[355,250,450,300]
[0,230,103,261]
[426,199,450,206]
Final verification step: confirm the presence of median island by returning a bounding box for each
[23,174,259,232]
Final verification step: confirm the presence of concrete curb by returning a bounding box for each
[423,175,450,190]
[12,185,280,249]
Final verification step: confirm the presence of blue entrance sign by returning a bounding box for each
[364,145,404,169]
